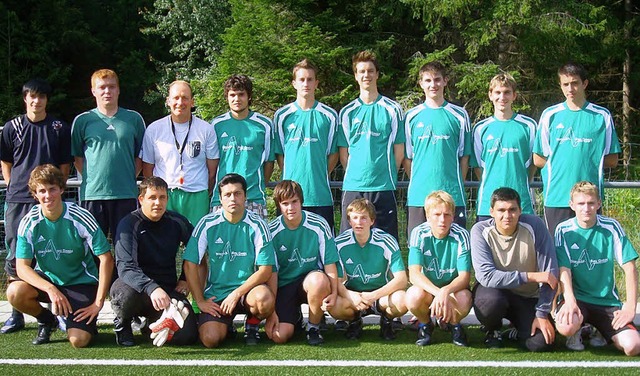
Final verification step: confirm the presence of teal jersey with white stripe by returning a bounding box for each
[15,202,110,286]
[71,108,145,200]
[210,111,275,205]
[335,228,405,292]
[337,95,405,191]
[471,114,536,215]
[269,211,339,287]
[555,216,638,307]
[533,102,621,207]
[273,101,338,206]
[408,222,471,287]
[404,101,470,207]
[183,209,276,301]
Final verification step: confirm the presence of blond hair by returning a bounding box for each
[489,72,517,93]
[424,190,455,215]
[570,181,600,201]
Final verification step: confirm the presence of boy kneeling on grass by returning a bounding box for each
[328,198,407,340]
[7,164,113,348]
[405,191,472,346]
[265,180,339,346]
[554,181,640,356]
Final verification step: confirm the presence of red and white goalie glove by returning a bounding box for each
[149,298,189,347]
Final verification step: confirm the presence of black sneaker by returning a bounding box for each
[244,326,260,346]
[227,324,238,340]
[451,324,468,347]
[379,316,396,341]
[345,318,363,340]
[306,327,324,346]
[334,320,348,332]
[415,321,434,346]
[1,313,25,334]
[32,320,57,345]
[392,317,404,331]
[484,330,502,348]
[114,317,135,347]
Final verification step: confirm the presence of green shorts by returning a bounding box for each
[167,188,210,225]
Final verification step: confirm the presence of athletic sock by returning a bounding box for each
[35,308,56,325]
[306,322,320,332]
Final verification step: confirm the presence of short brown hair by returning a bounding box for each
[91,69,119,88]
[352,50,379,74]
[570,181,599,201]
[424,191,455,215]
[139,176,169,198]
[418,61,447,80]
[292,59,318,81]
[273,180,304,206]
[224,74,253,105]
[28,164,66,196]
[346,198,376,222]
[489,73,517,93]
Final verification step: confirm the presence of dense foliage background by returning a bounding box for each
[1,0,638,176]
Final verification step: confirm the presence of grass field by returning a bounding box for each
[1,323,639,375]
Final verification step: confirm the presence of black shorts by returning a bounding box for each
[3,202,36,278]
[275,273,320,325]
[574,300,637,342]
[407,205,467,238]
[543,206,575,235]
[341,190,398,240]
[81,198,137,239]
[34,273,98,333]
[197,294,250,327]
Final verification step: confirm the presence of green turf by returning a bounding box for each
[0,323,638,374]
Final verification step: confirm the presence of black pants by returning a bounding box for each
[109,278,198,345]
[473,284,552,352]
[340,190,398,240]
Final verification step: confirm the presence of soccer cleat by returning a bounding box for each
[392,317,404,331]
[306,327,324,346]
[345,318,363,340]
[451,324,468,347]
[435,317,451,332]
[407,315,420,331]
[484,330,503,348]
[244,326,260,346]
[379,316,396,341]
[114,317,135,347]
[501,327,518,341]
[1,314,25,334]
[589,326,607,347]
[566,330,585,351]
[415,321,434,346]
[32,320,57,345]
[334,319,348,332]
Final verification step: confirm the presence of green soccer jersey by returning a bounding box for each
[15,202,111,286]
[471,114,536,215]
[337,95,405,191]
[404,101,470,207]
[408,222,471,287]
[533,102,621,207]
[71,108,145,200]
[335,228,405,292]
[183,209,276,301]
[269,211,339,287]
[273,101,338,207]
[211,111,275,205]
[555,216,638,307]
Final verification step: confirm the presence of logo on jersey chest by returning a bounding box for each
[570,247,608,271]
[287,126,318,147]
[221,136,254,156]
[214,241,248,261]
[556,126,593,147]
[38,240,74,261]
[424,258,456,280]
[416,124,450,144]
[348,264,381,284]
[486,137,519,157]
[287,248,317,267]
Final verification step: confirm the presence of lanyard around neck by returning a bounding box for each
[170,116,193,168]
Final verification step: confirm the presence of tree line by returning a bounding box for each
[1,0,638,177]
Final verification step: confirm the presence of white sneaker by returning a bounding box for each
[566,330,585,351]
[589,327,607,347]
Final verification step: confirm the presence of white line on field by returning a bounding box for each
[1,359,639,368]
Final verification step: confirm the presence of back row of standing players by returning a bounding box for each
[0,51,634,349]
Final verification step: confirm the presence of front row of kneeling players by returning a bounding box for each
[8,165,640,355]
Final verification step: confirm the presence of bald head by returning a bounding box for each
[167,80,194,122]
